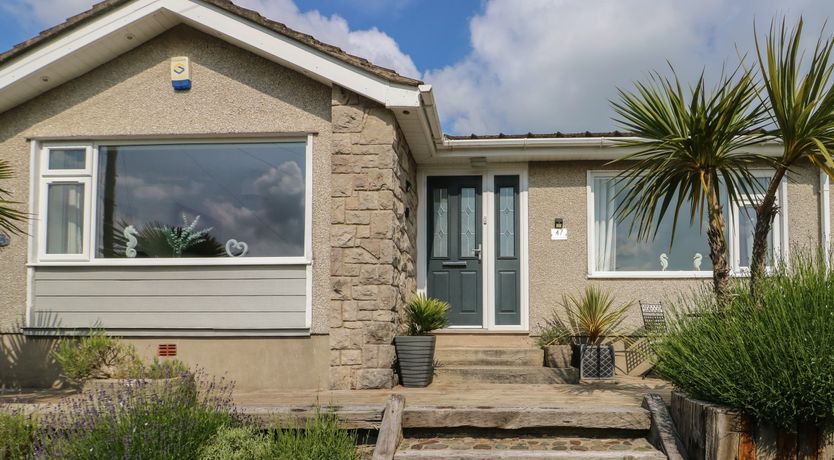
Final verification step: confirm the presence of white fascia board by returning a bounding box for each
[436,136,785,161]
[0,0,422,109]
[0,0,161,90]
[444,137,643,150]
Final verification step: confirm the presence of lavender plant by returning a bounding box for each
[0,406,37,459]
[36,369,241,460]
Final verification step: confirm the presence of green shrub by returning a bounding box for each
[145,358,190,379]
[0,408,36,460]
[199,426,272,460]
[51,329,143,384]
[272,409,358,460]
[402,294,450,336]
[37,371,238,459]
[654,253,834,430]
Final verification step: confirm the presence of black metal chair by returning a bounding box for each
[636,301,666,378]
[640,301,667,333]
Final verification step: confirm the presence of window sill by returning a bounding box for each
[23,327,312,337]
[587,271,713,279]
[28,257,311,267]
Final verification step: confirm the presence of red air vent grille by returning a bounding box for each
[158,344,177,357]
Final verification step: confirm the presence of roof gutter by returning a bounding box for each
[419,85,444,148]
[442,136,642,150]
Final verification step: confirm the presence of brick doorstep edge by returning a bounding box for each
[642,393,688,460]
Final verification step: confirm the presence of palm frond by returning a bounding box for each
[755,17,834,170]
[609,63,768,246]
[0,159,27,235]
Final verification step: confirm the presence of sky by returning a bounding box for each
[2,0,834,135]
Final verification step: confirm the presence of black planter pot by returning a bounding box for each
[569,337,591,368]
[579,344,616,379]
[394,335,436,387]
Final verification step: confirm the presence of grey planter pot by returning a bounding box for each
[394,335,436,387]
[544,345,573,368]
[579,344,616,379]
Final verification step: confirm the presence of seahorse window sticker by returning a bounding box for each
[659,253,669,271]
[693,253,703,271]
[123,225,138,258]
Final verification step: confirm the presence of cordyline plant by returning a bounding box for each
[749,18,834,289]
[560,286,631,345]
[610,65,768,300]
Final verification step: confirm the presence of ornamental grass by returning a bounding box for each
[654,252,834,430]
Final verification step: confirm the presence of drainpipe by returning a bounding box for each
[821,171,831,271]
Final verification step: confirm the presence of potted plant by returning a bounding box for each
[535,315,573,368]
[394,294,450,387]
[560,286,631,379]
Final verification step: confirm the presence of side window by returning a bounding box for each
[39,147,91,260]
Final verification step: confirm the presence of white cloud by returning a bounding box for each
[425,0,834,135]
[235,0,419,78]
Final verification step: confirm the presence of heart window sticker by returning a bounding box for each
[225,239,249,257]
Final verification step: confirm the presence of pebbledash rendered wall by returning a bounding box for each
[328,87,418,390]
[527,159,824,334]
[0,24,420,391]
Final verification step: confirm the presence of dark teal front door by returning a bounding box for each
[494,175,521,325]
[427,176,483,326]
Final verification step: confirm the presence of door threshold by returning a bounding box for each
[435,329,529,335]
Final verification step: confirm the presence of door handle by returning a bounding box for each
[473,244,482,262]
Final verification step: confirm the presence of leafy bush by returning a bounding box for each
[199,426,273,460]
[654,253,834,430]
[0,408,36,460]
[272,409,358,460]
[36,370,240,459]
[51,330,143,384]
[402,294,450,336]
[145,358,190,379]
[558,286,631,344]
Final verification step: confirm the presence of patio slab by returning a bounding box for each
[233,377,671,409]
[234,377,671,429]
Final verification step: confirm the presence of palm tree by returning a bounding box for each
[0,159,26,236]
[610,66,767,299]
[749,18,834,287]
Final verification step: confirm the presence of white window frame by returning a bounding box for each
[32,137,313,267]
[586,170,788,279]
[37,144,93,262]
[729,174,788,274]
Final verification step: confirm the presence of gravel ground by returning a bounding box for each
[397,435,658,453]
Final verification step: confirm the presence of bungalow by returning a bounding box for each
[0,0,828,391]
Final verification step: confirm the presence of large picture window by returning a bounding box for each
[588,172,785,277]
[37,140,309,263]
